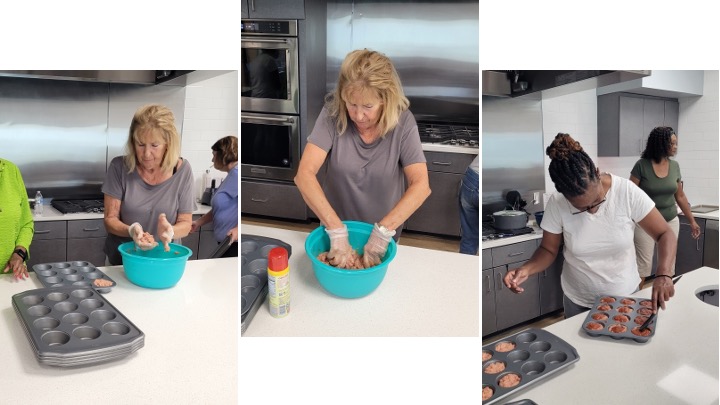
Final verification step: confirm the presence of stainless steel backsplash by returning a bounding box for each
[0,77,185,199]
[327,0,479,124]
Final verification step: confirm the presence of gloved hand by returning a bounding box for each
[129,222,158,251]
[325,225,354,268]
[362,223,395,268]
[157,213,174,252]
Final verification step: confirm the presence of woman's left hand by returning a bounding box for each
[690,221,701,239]
[157,213,174,252]
[3,255,29,281]
[651,275,675,313]
[227,227,238,244]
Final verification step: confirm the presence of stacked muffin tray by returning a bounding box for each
[241,234,292,334]
[33,261,116,293]
[482,328,580,404]
[11,286,144,367]
[581,295,658,343]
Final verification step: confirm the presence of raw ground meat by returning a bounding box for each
[609,324,627,333]
[498,373,521,388]
[482,386,494,401]
[93,279,113,287]
[638,308,653,316]
[482,351,492,362]
[494,341,515,352]
[140,232,155,244]
[634,315,648,325]
[585,322,604,331]
[621,298,636,305]
[618,306,633,314]
[592,313,609,321]
[317,251,367,270]
[597,304,612,311]
[613,314,630,323]
[483,362,505,374]
[639,300,653,307]
[631,326,652,337]
[600,296,616,303]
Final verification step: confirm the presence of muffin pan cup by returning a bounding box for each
[241,234,292,334]
[12,286,144,367]
[482,328,580,404]
[32,261,117,293]
[581,295,658,343]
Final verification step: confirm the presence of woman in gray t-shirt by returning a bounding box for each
[102,105,196,265]
[295,49,430,269]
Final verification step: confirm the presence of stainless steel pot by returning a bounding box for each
[492,210,529,230]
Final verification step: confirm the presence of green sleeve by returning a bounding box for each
[14,166,34,256]
[630,159,644,180]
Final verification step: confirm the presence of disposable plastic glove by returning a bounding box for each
[129,222,158,251]
[362,223,395,268]
[157,213,175,252]
[325,225,354,268]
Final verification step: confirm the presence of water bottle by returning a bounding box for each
[34,191,44,216]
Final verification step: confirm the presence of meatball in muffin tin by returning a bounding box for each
[581,295,658,343]
[482,328,580,404]
[32,261,116,293]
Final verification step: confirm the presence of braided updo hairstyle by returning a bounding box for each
[641,126,675,163]
[546,133,599,197]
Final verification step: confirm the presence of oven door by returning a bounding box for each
[241,36,299,115]
[241,112,299,182]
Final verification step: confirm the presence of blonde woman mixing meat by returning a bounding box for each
[294,49,431,269]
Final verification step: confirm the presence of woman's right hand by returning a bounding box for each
[325,225,354,268]
[504,266,529,293]
[190,221,202,233]
[129,223,157,251]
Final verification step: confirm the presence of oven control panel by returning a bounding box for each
[241,20,297,36]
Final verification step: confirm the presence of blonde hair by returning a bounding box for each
[326,49,410,136]
[123,104,181,173]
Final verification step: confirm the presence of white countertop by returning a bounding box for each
[422,143,479,155]
[1,258,238,403]
[33,204,212,222]
[241,224,479,337]
[489,267,719,405]
[684,209,719,221]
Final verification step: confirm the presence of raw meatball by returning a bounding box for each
[592,312,609,321]
[600,296,616,303]
[638,308,653,316]
[140,232,155,244]
[617,306,633,314]
[639,300,653,308]
[93,279,113,288]
[494,341,515,352]
[482,351,492,362]
[613,314,630,323]
[597,304,612,311]
[482,386,494,401]
[634,315,648,325]
[631,326,652,337]
[609,324,627,333]
[483,361,506,374]
[585,322,604,331]
[498,373,521,388]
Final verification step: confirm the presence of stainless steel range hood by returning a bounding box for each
[0,70,193,85]
[483,70,652,98]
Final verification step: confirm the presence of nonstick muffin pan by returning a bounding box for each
[241,234,292,334]
[482,328,580,404]
[11,286,144,367]
[33,261,116,293]
[581,295,658,343]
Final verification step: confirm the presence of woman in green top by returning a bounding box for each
[0,158,34,280]
[631,126,700,287]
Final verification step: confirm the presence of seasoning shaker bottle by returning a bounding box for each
[267,247,290,318]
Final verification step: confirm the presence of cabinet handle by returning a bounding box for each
[508,252,525,257]
[251,197,269,203]
[697,239,701,251]
[431,161,452,166]
[485,274,491,293]
[495,273,503,291]
[35,230,51,234]
[83,227,100,232]
[542,270,547,278]
[250,0,255,11]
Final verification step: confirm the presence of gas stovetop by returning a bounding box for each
[51,199,105,214]
[482,223,534,241]
[417,122,479,148]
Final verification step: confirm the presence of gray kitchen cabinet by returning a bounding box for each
[676,216,705,276]
[493,261,540,332]
[482,268,497,335]
[241,179,307,221]
[66,219,107,266]
[28,221,67,268]
[703,220,718,269]
[538,238,564,315]
[405,151,476,237]
[598,93,679,157]
[241,0,305,19]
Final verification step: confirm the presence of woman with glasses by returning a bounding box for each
[631,127,700,288]
[503,133,677,318]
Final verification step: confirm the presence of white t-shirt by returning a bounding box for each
[541,173,655,307]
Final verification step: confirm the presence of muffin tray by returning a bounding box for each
[241,234,292,334]
[11,286,144,367]
[482,328,580,404]
[33,261,116,293]
[581,295,658,343]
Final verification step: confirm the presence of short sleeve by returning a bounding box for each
[177,160,197,214]
[307,107,336,152]
[628,180,655,223]
[102,157,125,200]
[539,193,564,235]
[630,159,643,180]
[398,110,426,167]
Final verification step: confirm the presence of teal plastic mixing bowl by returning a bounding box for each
[305,221,397,298]
[118,242,192,289]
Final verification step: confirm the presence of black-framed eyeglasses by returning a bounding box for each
[571,198,606,215]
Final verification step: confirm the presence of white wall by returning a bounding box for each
[179,71,238,200]
[540,70,719,206]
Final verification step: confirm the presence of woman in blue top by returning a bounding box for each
[191,136,238,257]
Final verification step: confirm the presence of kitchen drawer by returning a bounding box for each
[241,180,307,220]
[67,219,106,238]
[491,240,536,268]
[33,221,67,240]
[67,237,106,266]
[424,151,476,174]
[482,249,492,270]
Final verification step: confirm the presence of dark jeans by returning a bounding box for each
[458,167,479,255]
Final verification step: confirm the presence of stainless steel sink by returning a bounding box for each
[691,205,719,214]
[696,288,719,307]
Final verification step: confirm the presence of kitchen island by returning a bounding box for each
[489,266,719,405]
[1,257,237,404]
[241,224,479,337]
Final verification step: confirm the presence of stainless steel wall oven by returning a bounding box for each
[240,112,299,182]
